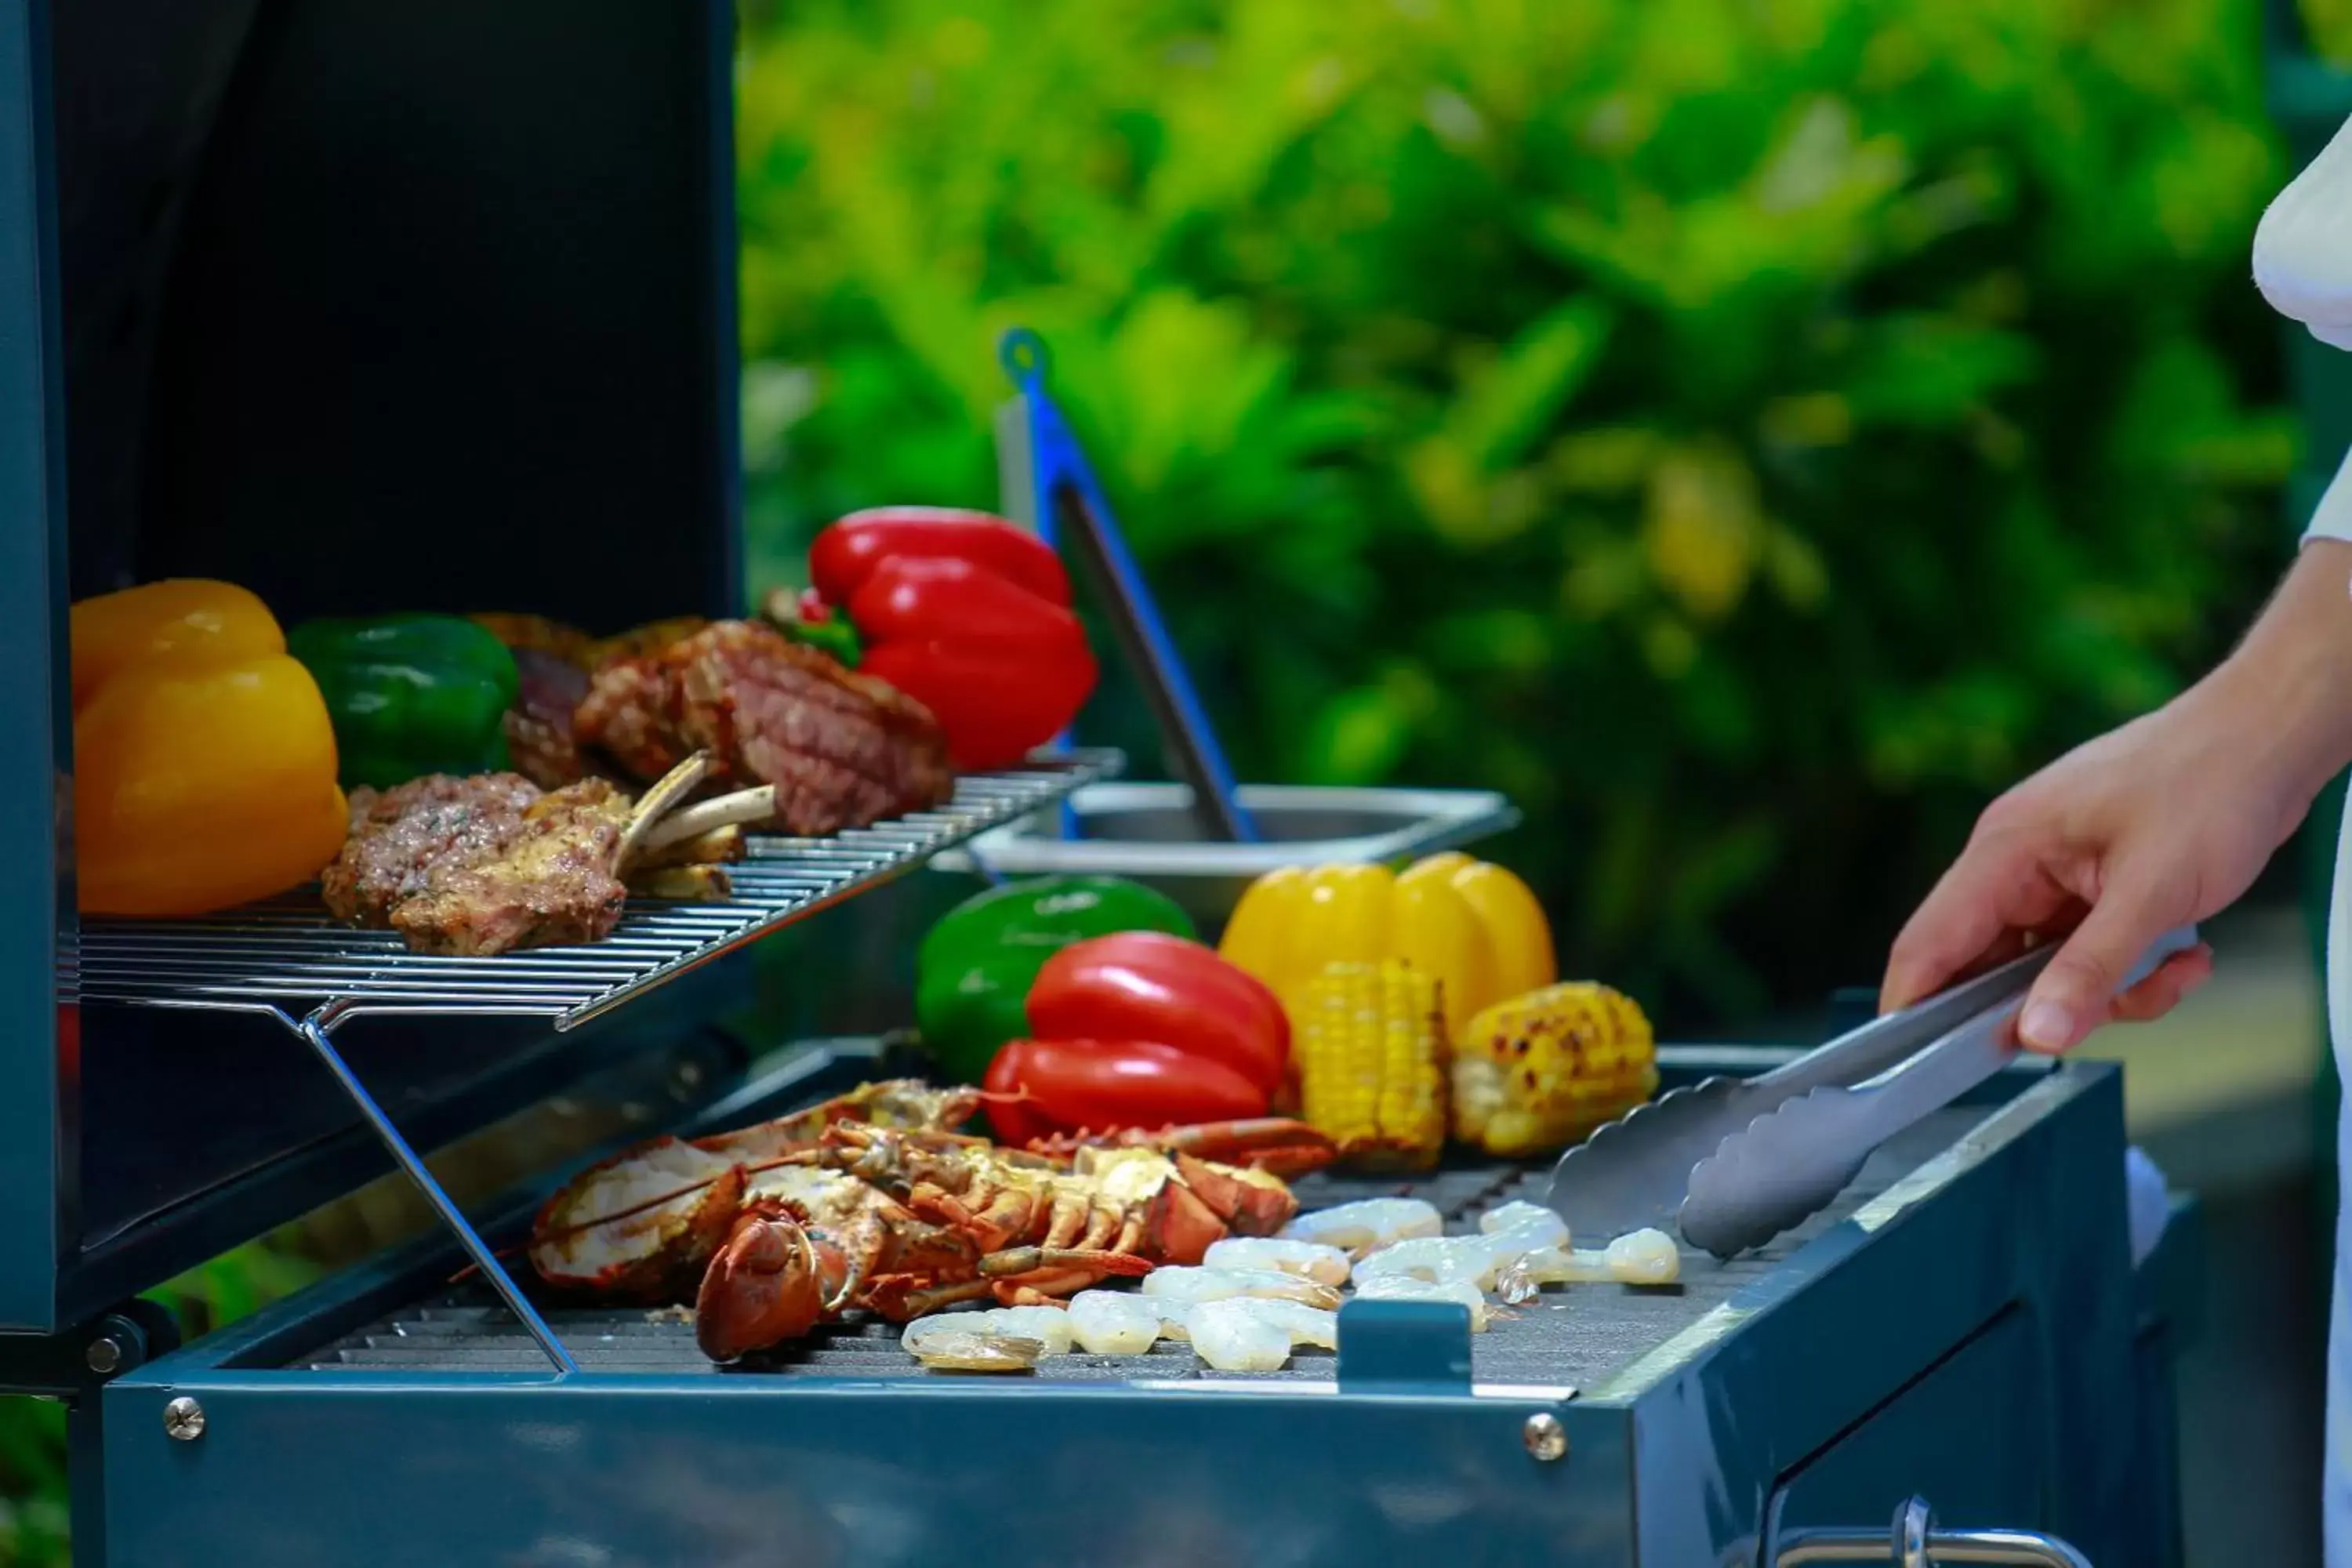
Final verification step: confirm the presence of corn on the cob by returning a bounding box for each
[1451,982,1657,1158]
[1295,960,1447,1170]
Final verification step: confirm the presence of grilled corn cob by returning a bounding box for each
[1451,982,1657,1158]
[1295,960,1448,1170]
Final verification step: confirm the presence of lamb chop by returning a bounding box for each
[574,619,954,837]
[321,753,767,956]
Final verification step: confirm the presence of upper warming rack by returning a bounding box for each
[64,751,1120,1032]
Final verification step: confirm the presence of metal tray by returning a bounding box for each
[931,782,1519,924]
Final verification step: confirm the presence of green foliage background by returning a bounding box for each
[739,0,2296,1025]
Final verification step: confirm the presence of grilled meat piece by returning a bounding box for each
[504,648,593,789]
[321,773,543,926]
[388,779,635,956]
[575,620,954,837]
[321,772,713,956]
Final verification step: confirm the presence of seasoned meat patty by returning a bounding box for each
[574,620,954,837]
[387,779,634,956]
[321,773,644,955]
[321,774,543,926]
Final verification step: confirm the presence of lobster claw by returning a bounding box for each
[694,1203,830,1362]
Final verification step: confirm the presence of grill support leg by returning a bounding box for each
[286,1005,577,1375]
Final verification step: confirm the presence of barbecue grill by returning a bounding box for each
[0,6,2200,1565]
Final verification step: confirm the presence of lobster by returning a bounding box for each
[525,1081,1338,1363]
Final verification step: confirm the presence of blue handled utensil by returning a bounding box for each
[994,328,1259,846]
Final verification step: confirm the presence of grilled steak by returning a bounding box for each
[503,648,593,790]
[322,773,638,955]
[575,620,954,837]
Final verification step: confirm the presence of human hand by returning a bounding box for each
[1878,684,2299,1053]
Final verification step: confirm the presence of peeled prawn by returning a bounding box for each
[984,1305,1080,1353]
[1353,1236,1493,1288]
[1141,1266,1343,1311]
[1221,1297,1339,1351]
[1202,1236,1352,1287]
[901,1314,1048,1372]
[1065,1290,1166,1356]
[1188,1299,1294,1372]
[1479,1201,1569,1250]
[1508,1228,1683,1289]
[900,1306,1076,1370]
[1280,1198,1442,1254]
[1350,1273,1493,1330]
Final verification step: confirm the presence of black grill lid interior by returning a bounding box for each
[10,0,745,1334]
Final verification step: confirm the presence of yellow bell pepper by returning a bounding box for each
[1218,852,1555,1044]
[73,580,350,916]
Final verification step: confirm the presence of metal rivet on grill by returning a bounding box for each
[84,1336,122,1376]
[162,1396,205,1442]
[1523,1411,1567,1463]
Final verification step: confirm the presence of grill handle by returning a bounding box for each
[1774,1497,2092,1567]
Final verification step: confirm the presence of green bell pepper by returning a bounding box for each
[288,615,521,789]
[915,875,1196,1083]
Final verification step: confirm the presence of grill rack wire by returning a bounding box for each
[64,750,1120,1031]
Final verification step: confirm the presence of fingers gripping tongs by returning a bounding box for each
[1545,926,2198,1258]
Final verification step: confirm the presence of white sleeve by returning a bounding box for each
[2261,114,2352,546]
[2308,446,2352,546]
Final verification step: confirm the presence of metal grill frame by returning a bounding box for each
[67,750,1120,1031]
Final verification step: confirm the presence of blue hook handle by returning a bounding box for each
[998,327,1259,844]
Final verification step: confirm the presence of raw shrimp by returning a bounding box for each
[1188,1299,1296,1372]
[900,1315,1046,1372]
[1358,1226,1561,1290]
[1353,1235,1493,1288]
[1350,1273,1493,1330]
[1479,1201,1569,1250]
[1508,1228,1683,1289]
[1141,1265,1343,1311]
[1280,1197,1442,1254]
[985,1305,1080,1353]
[1202,1236,1352,1287]
[1219,1297,1339,1351]
[1065,1290,1166,1356]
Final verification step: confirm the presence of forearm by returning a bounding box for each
[2194,538,2352,817]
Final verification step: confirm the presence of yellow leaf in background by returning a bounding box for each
[1547,426,1664,492]
[1406,436,1485,539]
[1642,444,1761,620]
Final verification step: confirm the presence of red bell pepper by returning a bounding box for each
[982,931,1289,1142]
[1026,931,1289,1098]
[987,1037,1268,1139]
[806,509,1096,770]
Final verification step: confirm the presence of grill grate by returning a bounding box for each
[67,752,1119,1032]
[298,1109,1981,1385]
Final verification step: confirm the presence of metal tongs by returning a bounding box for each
[1546,925,2198,1258]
